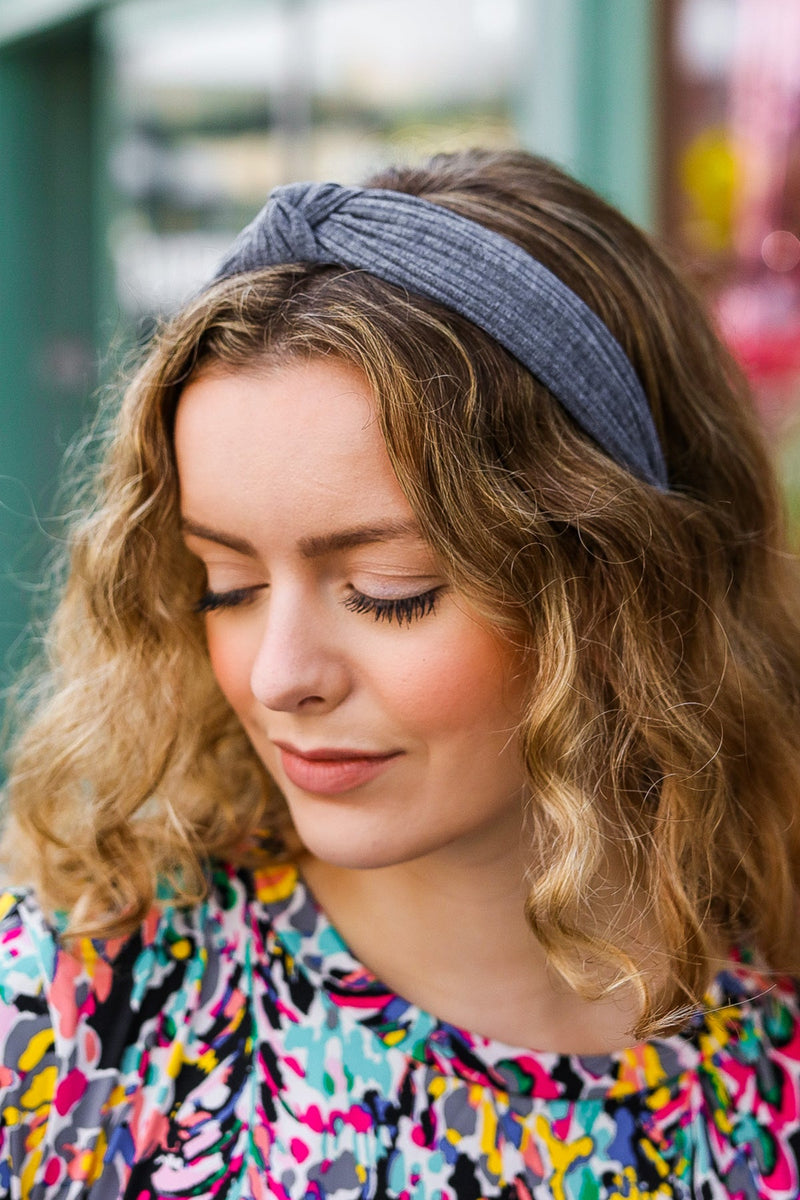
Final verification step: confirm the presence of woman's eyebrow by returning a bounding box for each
[180,517,422,559]
[180,518,257,556]
[298,520,422,558]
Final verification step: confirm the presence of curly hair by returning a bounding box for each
[4,150,800,1036]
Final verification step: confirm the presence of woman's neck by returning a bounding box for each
[299,838,652,1055]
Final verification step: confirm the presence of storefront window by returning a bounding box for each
[100,0,524,324]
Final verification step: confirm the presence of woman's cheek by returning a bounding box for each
[205,623,256,711]
[377,620,517,733]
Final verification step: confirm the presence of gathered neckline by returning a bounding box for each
[244,862,780,1102]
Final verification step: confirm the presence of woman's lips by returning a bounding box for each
[275,743,402,795]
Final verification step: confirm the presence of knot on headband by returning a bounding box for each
[214,182,668,489]
[231,183,359,266]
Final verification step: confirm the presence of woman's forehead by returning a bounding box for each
[174,358,420,551]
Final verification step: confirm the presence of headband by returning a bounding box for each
[214,183,668,489]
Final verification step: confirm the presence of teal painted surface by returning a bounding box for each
[575,0,656,229]
[0,50,40,684]
[520,0,657,230]
[0,0,109,48]
[516,1,582,175]
[0,26,99,692]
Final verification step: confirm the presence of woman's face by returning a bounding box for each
[175,357,528,871]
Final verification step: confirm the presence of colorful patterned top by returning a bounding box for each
[0,863,799,1200]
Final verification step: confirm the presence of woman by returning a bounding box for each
[1,149,799,1199]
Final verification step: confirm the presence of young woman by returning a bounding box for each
[1,149,799,1199]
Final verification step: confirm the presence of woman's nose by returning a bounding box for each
[248,589,351,714]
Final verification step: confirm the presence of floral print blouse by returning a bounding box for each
[0,862,799,1199]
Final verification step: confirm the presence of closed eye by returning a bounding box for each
[194,585,267,613]
[195,584,442,622]
[343,588,442,625]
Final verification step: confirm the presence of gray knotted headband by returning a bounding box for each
[214,182,668,489]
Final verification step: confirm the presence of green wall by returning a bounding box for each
[0,18,104,687]
[520,0,657,229]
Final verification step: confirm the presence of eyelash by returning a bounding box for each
[194,585,440,625]
[194,586,265,613]
[343,588,441,625]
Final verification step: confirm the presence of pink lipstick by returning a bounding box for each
[275,743,401,796]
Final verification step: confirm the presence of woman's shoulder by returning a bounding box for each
[698,953,800,1069]
[0,865,300,1195]
[0,861,301,1009]
[0,863,301,1108]
[0,887,61,1005]
[705,952,800,1040]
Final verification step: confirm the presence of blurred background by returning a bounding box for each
[1,0,799,692]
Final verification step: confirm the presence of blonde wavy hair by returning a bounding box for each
[4,150,800,1036]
